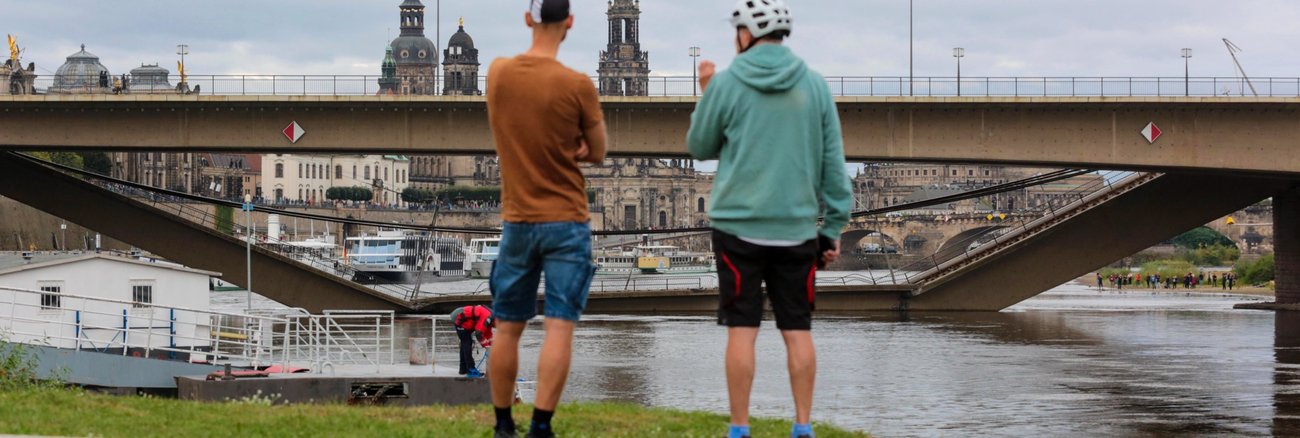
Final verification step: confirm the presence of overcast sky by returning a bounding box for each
[5,0,1300,80]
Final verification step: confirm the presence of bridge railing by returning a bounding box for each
[22,74,1300,98]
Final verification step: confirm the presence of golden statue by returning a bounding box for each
[7,34,18,63]
[459,17,464,27]
[177,60,187,84]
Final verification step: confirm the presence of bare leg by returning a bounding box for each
[533,318,576,411]
[781,330,817,424]
[489,321,527,408]
[726,327,760,426]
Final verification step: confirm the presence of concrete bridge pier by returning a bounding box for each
[1275,188,1300,304]
[1238,186,1300,310]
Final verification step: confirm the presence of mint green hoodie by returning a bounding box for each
[687,44,852,242]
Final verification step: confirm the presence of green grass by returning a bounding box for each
[0,387,869,438]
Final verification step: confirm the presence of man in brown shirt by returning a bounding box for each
[484,1,606,437]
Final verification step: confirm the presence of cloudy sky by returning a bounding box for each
[5,0,1300,81]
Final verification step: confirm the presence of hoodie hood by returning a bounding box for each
[729,44,808,93]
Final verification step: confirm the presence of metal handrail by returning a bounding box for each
[0,284,291,368]
[17,74,1300,98]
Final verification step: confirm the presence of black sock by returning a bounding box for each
[530,408,555,436]
[495,406,515,431]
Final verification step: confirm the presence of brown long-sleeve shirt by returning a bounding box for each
[487,55,604,223]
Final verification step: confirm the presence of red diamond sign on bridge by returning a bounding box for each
[1140,122,1162,144]
[282,121,305,144]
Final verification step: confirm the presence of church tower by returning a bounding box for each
[378,46,399,95]
[597,0,650,96]
[442,19,481,96]
[387,0,438,95]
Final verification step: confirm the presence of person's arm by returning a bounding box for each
[576,77,607,164]
[686,72,727,160]
[817,85,853,243]
[480,325,493,347]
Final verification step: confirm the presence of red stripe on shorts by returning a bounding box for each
[721,252,742,298]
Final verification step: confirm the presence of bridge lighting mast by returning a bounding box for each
[1181,48,1192,96]
[953,47,964,96]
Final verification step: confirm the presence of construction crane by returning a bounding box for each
[1222,38,1258,96]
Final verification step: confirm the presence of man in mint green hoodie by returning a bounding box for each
[687,2,852,438]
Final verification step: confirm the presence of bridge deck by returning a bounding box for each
[4,96,1300,175]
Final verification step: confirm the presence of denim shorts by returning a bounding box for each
[490,221,598,322]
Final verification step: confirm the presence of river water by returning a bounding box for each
[216,283,1300,437]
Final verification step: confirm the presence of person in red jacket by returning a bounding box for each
[451,305,495,375]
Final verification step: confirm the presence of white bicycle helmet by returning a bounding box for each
[730,0,793,39]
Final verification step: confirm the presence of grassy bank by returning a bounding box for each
[0,386,868,438]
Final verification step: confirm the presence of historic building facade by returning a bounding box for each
[259,155,412,207]
[385,0,438,96]
[408,155,499,191]
[442,20,480,96]
[854,164,1105,213]
[585,159,712,231]
[597,0,650,96]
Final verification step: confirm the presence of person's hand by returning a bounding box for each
[576,138,590,161]
[821,239,841,265]
[698,60,716,92]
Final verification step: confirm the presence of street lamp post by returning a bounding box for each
[59,223,66,252]
[243,194,253,311]
[689,46,702,96]
[953,47,965,96]
[1181,48,1193,96]
[909,0,913,96]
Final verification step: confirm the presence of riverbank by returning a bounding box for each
[1075,275,1274,297]
[0,386,868,437]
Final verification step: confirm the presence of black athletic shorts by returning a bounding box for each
[713,229,818,330]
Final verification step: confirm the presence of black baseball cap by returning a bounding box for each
[530,0,570,23]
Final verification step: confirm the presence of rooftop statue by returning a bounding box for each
[7,34,19,63]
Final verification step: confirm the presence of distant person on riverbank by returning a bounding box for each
[687,1,851,437]
[484,1,607,436]
[450,305,494,375]
[1097,273,1103,290]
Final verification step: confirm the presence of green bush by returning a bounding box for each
[0,332,41,390]
[27,152,83,170]
[214,205,234,235]
[78,152,112,176]
[1172,227,1236,250]
[1176,244,1241,266]
[1235,253,1275,286]
[435,185,501,203]
[1139,260,1196,279]
[401,188,437,204]
[326,186,374,203]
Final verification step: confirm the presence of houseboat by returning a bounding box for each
[594,245,714,275]
[344,231,468,284]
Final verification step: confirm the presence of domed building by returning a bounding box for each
[385,0,437,95]
[128,63,173,93]
[442,19,480,96]
[52,44,111,94]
